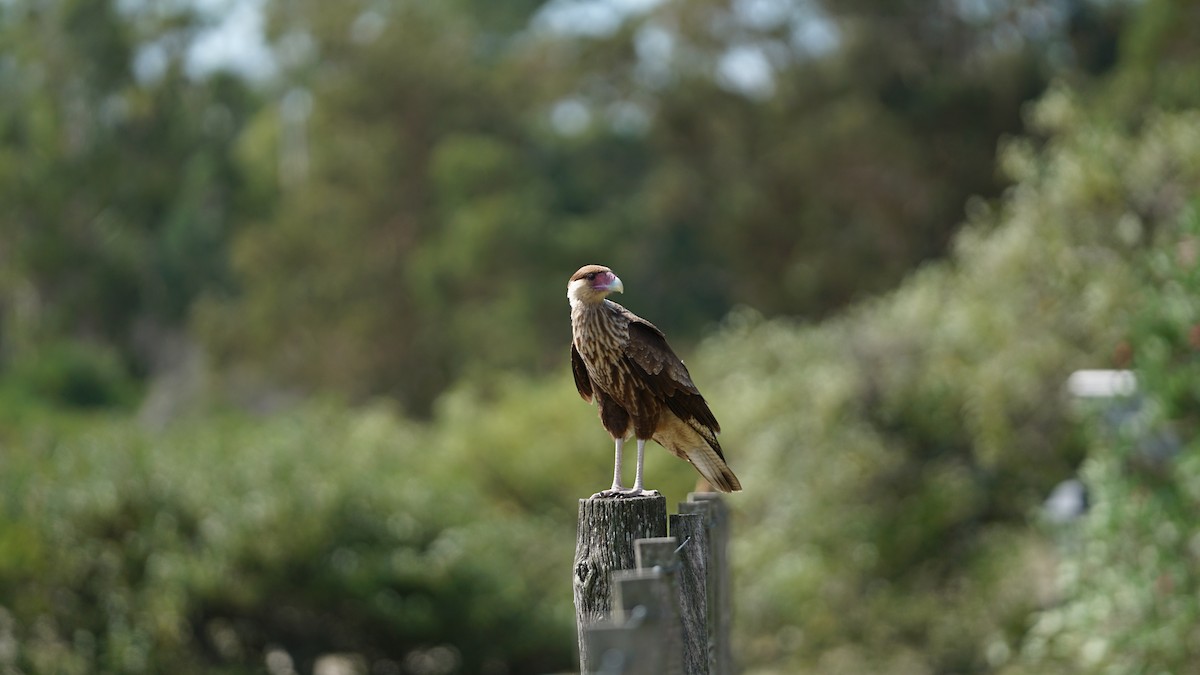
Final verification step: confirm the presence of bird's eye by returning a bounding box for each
[585,272,596,281]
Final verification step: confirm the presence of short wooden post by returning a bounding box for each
[574,495,668,672]
[584,569,676,674]
[585,619,664,675]
[634,537,684,674]
[681,493,733,675]
[670,512,709,675]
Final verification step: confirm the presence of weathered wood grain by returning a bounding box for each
[682,493,733,674]
[670,511,709,675]
[574,495,668,672]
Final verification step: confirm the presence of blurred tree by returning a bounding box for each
[1093,0,1200,116]
[524,0,1130,318]
[0,0,259,403]
[205,0,1129,413]
[197,1,567,411]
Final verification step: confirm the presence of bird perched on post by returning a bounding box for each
[568,264,742,498]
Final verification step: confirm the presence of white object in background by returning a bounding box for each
[1067,370,1137,398]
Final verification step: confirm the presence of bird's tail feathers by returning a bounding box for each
[685,443,742,493]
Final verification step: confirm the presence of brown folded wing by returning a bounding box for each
[571,343,593,403]
[621,315,721,436]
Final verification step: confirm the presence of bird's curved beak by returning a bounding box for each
[606,274,624,294]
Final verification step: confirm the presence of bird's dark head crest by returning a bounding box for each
[570,264,610,282]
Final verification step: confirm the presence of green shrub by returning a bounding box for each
[1014,201,1200,674]
[0,404,575,674]
[3,340,136,410]
[701,97,1200,673]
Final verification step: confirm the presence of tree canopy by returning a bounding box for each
[1,0,1133,412]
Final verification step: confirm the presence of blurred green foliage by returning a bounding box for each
[0,0,261,380]
[4,0,1200,673]
[1011,203,1200,674]
[191,0,1126,412]
[0,405,575,673]
[1,339,137,410]
[717,95,1200,674]
[6,94,1200,671]
[0,0,1132,412]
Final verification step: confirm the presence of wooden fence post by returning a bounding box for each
[681,493,734,675]
[584,569,674,674]
[574,495,667,673]
[634,537,684,674]
[669,512,709,675]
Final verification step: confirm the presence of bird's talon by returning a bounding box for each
[589,488,627,499]
[588,488,660,499]
[624,488,660,498]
